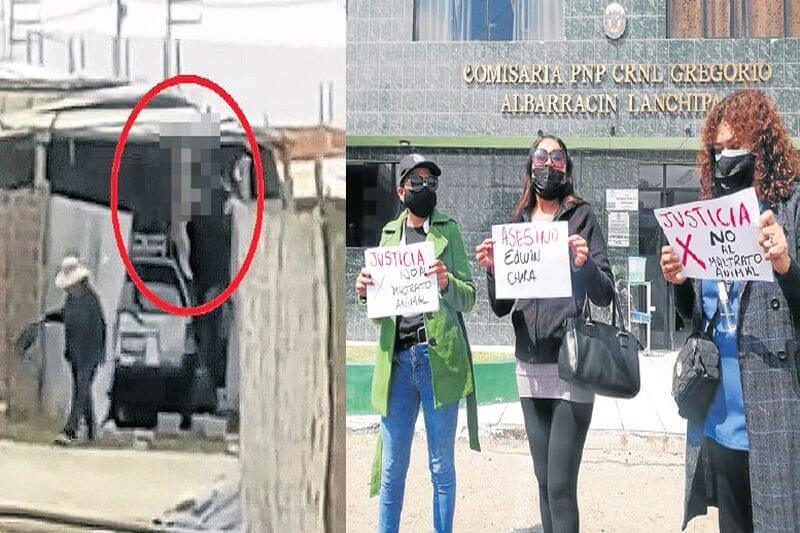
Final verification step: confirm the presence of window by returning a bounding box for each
[665,165,696,188]
[668,0,800,38]
[414,0,564,41]
[346,162,400,247]
[638,164,664,188]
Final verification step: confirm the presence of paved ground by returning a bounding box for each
[347,430,718,533]
[348,352,687,437]
[347,352,723,532]
[0,439,239,529]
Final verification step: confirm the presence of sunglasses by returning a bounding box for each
[532,148,567,170]
[403,173,439,192]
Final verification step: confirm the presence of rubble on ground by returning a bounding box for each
[154,475,242,532]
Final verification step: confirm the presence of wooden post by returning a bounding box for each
[238,206,343,531]
[33,132,49,190]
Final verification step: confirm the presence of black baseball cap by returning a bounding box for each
[396,153,441,187]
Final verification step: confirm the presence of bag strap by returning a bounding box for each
[576,288,626,331]
[691,280,721,336]
[704,307,720,336]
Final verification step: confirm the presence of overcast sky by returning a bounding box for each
[6,0,345,126]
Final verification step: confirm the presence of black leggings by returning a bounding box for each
[520,397,593,533]
[706,437,753,533]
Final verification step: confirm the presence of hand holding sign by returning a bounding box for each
[758,210,791,275]
[660,245,687,285]
[492,221,572,299]
[475,238,496,273]
[654,188,774,282]
[355,268,373,298]
[568,234,589,269]
[427,259,450,291]
[364,241,440,319]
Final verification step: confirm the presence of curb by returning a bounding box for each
[347,421,686,455]
[347,361,518,414]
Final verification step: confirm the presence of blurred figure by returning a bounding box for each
[46,256,106,445]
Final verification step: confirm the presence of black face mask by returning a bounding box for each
[532,167,567,201]
[403,187,437,218]
[713,149,755,197]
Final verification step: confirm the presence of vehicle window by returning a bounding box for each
[137,282,183,312]
[129,263,187,311]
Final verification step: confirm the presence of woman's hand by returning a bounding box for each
[568,235,589,269]
[660,245,687,285]
[475,238,495,274]
[355,268,372,298]
[427,259,449,291]
[758,210,791,275]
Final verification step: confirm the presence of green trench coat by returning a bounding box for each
[367,208,481,497]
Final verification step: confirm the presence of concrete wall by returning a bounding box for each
[0,188,47,427]
[347,0,800,138]
[237,199,345,532]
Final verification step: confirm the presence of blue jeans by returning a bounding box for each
[377,343,459,533]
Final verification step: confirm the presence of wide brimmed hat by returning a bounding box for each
[55,256,90,289]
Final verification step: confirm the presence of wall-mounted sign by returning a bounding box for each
[608,212,630,247]
[603,2,627,40]
[654,187,772,281]
[461,62,773,115]
[607,189,639,211]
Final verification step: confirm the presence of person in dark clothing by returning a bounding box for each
[46,256,106,445]
[476,135,615,533]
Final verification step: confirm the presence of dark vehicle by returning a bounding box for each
[109,248,197,428]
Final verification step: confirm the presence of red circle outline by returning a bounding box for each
[110,74,265,317]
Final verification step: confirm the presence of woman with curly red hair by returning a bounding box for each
[660,89,800,532]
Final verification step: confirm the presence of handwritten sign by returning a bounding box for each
[492,221,572,299]
[654,187,773,282]
[364,241,439,319]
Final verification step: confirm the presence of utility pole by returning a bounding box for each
[163,0,171,78]
[328,81,334,124]
[319,81,334,124]
[0,1,6,61]
[7,0,41,61]
[164,0,201,78]
[113,0,127,78]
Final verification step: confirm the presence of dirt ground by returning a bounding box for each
[347,430,719,533]
[0,439,238,530]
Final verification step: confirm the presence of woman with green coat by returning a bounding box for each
[355,153,480,533]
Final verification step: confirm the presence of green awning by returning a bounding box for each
[347,136,800,151]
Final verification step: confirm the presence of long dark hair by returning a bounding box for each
[511,135,579,222]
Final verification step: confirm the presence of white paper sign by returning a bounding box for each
[364,241,440,319]
[492,221,573,299]
[608,212,630,247]
[606,189,639,211]
[654,187,773,282]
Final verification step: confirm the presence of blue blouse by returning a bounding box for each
[701,279,749,451]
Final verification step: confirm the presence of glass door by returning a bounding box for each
[638,164,700,350]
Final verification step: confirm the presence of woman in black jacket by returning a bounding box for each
[476,135,614,533]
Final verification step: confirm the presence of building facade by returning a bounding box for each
[346,0,800,350]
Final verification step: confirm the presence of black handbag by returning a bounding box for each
[672,309,721,422]
[558,293,642,399]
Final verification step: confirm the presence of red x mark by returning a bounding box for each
[675,234,706,270]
